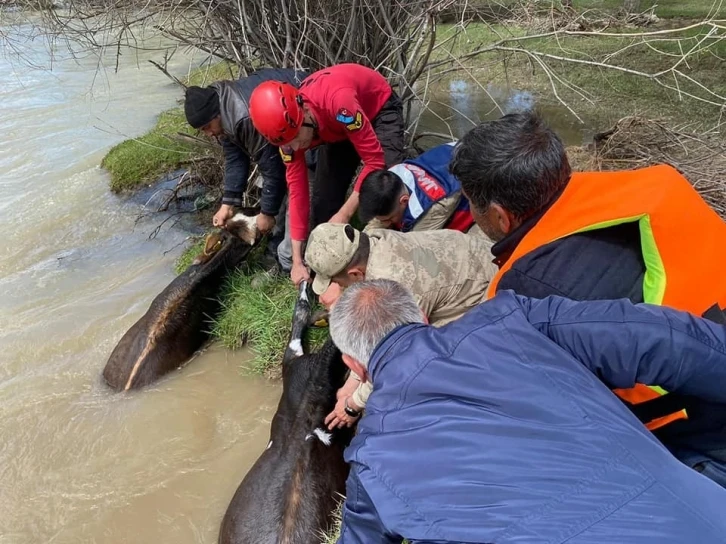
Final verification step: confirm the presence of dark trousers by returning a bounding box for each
[670,446,726,489]
[310,92,405,228]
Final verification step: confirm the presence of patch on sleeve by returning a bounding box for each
[409,164,446,200]
[279,147,294,163]
[335,108,364,132]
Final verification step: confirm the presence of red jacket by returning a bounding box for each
[283,63,393,240]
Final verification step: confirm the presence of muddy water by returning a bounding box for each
[0,27,280,544]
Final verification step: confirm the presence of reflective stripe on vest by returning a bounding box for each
[487,164,726,431]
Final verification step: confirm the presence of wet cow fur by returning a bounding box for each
[103,215,259,391]
[219,283,355,544]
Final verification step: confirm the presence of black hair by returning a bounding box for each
[358,170,406,223]
[450,111,571,220]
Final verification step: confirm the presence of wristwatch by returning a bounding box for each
[344,397,361,418]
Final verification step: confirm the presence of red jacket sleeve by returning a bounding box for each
[283,149,310,241]
[330,90,387,191]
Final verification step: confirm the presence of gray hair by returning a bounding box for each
[329,279,424,367]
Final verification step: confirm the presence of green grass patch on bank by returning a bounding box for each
[185,61,237,87]
[102,108,199,192]
[213,267,329,376]
[102,61,238,193]
[174,236,206,273]
[573,0,723,19]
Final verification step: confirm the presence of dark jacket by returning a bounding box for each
[492,206,726,458]
[211,68,308,215]
[338,292,726,543]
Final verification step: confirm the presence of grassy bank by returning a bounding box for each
[212,267,328,377]
[103,62,235,192]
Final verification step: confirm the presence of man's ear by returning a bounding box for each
[347,267,366,282]
[399,193,410,206]
[490,203,519,235]
[342,354,368,383]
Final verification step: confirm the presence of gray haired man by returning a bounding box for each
[329,279,726,544]
[308,222,498,429]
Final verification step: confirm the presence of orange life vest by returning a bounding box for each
[487,164,726,430]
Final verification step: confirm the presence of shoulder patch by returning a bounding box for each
[336,108,363,132]
[279,147,293,163]
[409,164,446,200]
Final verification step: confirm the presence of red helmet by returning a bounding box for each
[249,81,304,146]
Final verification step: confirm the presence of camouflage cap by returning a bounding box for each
[305,223,361,295]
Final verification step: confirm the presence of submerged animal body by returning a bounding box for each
[219,283,354,544]
[103,218,258,391]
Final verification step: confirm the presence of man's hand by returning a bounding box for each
[320,282,343,310]
[213,204,234,227]
[290,261,311,286]
[337,375,360,400]
[325,395,361,430]
[256,213,276,234]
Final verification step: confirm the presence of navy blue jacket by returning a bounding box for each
[338,292,726,544]
[390,143,471,232]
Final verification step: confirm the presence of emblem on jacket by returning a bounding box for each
[279,147,293,163]
[336,108,363,131]
[409,165,446,200]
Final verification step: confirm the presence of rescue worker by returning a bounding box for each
[358,142,474,233]
[330,279,726,544]
[302,222,498,428]
[183,67,308,272]
[247,63,405,286]
[450,111,726,486]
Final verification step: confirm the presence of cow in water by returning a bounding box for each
[103,212,260,391]
[219,281,354,544]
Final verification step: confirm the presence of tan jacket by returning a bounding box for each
[365,228,496,326]
[350,227,497,407]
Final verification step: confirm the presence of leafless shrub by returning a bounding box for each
[569,116,726,218]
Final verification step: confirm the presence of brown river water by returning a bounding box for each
[0,24,593,544]
[0,28,281,544]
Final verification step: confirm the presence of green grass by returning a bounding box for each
[573,0,724,19]
[184,61,238,87]
[102,108,200,192]
[458,0,724,20]
[213,266,329,376]
[102,61,237,192]
[174,236,206,274]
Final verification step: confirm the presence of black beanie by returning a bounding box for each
[184,86,220,129]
